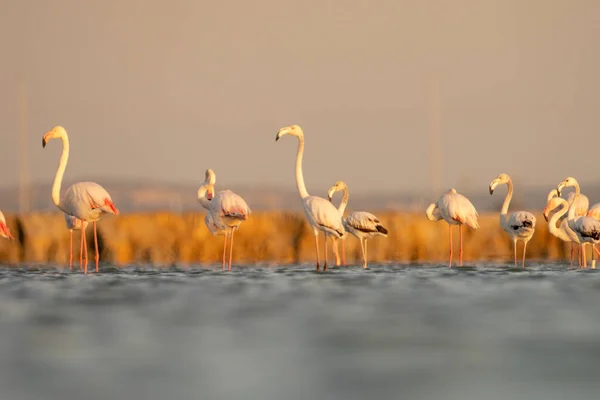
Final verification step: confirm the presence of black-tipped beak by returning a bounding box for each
[489,186,494,195]
[42,138,47,148]
[543,213,549,222]
[275,133,280,142]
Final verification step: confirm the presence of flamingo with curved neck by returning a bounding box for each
[42,126,119,273]
[543,197,582,266]
[489,173,536,268]
[328,181,388,269]
[276,125,345,271]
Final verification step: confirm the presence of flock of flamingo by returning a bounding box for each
[0,124,599,273]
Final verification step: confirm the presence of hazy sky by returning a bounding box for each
[1,0,599,196]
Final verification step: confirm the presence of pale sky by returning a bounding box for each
[1,0,599,196]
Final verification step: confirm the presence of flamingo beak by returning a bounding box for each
[557,182,566,197]
[207,190,213,201]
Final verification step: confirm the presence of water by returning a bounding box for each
[0,262,599,400]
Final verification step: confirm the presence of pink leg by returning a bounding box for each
[570,243,574,267]
[93,221,99,273]
[314,235,320,271]
[332,238,341,267]
[583,245,587,269]
[341,238,347,266]
[323,234,328,272]
[514,240,518,268]
[83,225,89,274]
[459,224,464,267]
[579,245,582,268]
[79,227,84,271]
[594,245,600,259]
[522,241,528,268]
[222,234,227,270]
[69,230,73,270]
[448,224,453,268]
[228,228,235,271]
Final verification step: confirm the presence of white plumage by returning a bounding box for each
[543,197,582,266]
[197,169,251,270]
[0,211,13,240]
[43,126,119,274]
[558,177,600,268]
[426,188,479,267]
[276,125,345,271]
[587,203,600,222]
[489,173,536,267]
[327,181,388,269]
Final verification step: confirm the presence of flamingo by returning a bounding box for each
[327,181,388,269]
[197,169,250,270]
[276,125,345,272]
[547,188,589,264]
[543,197,583,267]
[587,203,600,221]
[0,211,14,240]
[557,177,600,268]
[426,188,479,267]
[489,173,536,267]
[64,214,88,270]
[42,126,119,274]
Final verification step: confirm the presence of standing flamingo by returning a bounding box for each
[543,197,583,267]
[426,188,479,267]
[42,126,119,274]
[64,214,88,270]
[557,177,600,268]
[276,125,345,272]
[327,181,388,269]
[197,169,250,270]
[547,188,589,264]
[489,174,536,267]
[0,211,14,240]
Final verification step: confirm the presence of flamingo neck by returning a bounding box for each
[548,202,569,241]
[337,187,349,215]
[52,134,70,208]
[568,190,579,221]
[499,179,513,229]
[294,135,309,199]
[197,185,211,210]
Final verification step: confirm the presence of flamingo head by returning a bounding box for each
[205,169,216,186]
[327,181,347,201]
[0,213,13,240]
[275,125,303,141]
[543,197,567,222]
[489,173,510,195]
[42,126,67,148]
[557,177,578,197]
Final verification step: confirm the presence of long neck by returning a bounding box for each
[568,190,579,220]
[52,135,70,207]
[499,179,513,228]
[549,203,570,240]
[294,136,309,199]
[197,185,211,210]
[337,187,349,214]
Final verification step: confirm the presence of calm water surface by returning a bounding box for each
[0,262,599,400]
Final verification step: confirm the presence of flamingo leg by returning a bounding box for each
[222,234,228,270]
[570,243,574,267]
[359,238,366,269]
[93,221,99,273]
[448,224,453,268]
[83,224,89,274]
[583,245,587,269]
[459,224,464,267]
[522,240,528,268]
[363,239,368,269]
[578,244,583,268]
[341,238,346,266]
[323,234,328,272]
[332,237,341,267]
[513,239,518,268]
[69,230,73,270]
[314,234,320,272]
[228,227,235,271]
[79,226,84,271]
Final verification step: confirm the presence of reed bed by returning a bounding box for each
[0,211,576,266]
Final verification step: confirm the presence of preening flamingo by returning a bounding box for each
[64,214,88,270]
[543,197,583,267]
[0,211,13,240]
[327,181,388,269]
[42,126,119,274]
[276,125,345,272]
[557,177,600,268]
[489,174,536,267]
[547,188,589,264]
[426,188,479,267]
[197,169,250,270]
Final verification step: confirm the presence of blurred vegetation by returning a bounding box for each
[0,211,580,266]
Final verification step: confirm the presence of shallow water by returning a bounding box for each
[0,262,599,400]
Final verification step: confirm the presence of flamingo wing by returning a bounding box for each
[304,196,345,238]
[508,211,536,231]
[61,182,118,220]
[573,216,600,242]
[212,190,251,221]
[345,211,388,235]
[205,212,228,236]
[587,203,600,222]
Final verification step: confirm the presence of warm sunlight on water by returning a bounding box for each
[0,263,599,400]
